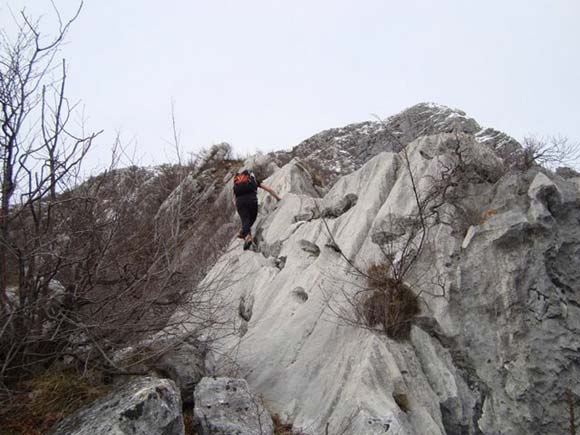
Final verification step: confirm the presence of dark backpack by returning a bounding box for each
[233,170,258,196]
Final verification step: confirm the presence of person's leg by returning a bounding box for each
[247,201,258,235]
[242,201,258,250]
[237,202,252,238]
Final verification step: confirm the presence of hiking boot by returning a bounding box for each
[243,235,254,251]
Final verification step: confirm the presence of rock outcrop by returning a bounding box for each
[50,377,184,435]
[118,338,207,405]
[194,377,274,435]
[275,102,521,188]
[186,107,580,435]
[48,103,580,435]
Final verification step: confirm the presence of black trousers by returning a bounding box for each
[236,197,258,238]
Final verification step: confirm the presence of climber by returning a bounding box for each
[233,169,281,250]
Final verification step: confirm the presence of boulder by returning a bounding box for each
[194,377,274,435]
[151,341,207,405]
[50,377,183,435]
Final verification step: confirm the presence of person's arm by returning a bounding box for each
[259,183,281,201]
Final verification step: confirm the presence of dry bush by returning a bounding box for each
[0,6,243,433]
[567,388,576,435]
[0,166,184,382]
[0,148,241,390]
[272,413,308,435]
[0,367,110,435]
[298,159,335,189]
[525,136,580,169]
[504,136,580,170]
[480,209,498,224]
[360,264,420,340]
[183,409,198,435]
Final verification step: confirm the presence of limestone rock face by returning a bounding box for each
[50,377,184,435]
[194,377,274,435]
[190,121,580,434]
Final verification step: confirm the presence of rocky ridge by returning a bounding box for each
[51,103,580,435]
[272,102,523,188]
[193,105,580,434]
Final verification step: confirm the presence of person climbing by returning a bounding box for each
[233,168,281,250]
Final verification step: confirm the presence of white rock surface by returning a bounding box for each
[50,377,184,435]
[194,377,274,435]
[134,102,580,435]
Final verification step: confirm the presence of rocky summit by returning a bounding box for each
[54,103,580,435]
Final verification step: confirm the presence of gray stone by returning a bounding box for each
[321,193,358,218]
[298,239,320,256]
[151,341,206,405]
[239,294,254,322]
[291,287,309,302]
[194,377,274,435]
[50,377,183,435]
[259,240,282,258]
[118,339,207,406]
[556,166,580,179]
[273,256,287,270]
[293,211,316,222]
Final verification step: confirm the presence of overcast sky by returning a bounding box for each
[1,0,579,172]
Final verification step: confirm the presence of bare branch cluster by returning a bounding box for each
[319,129,491,338]
[0,6,241,396]
[520,136,580,170]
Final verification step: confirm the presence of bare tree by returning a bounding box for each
[0,8,250,435]
[0,2,99,307]
[0,2,109,385]
[520,135,580,170]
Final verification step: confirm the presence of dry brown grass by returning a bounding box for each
[298,159,334,188]
[362,264,420,340]
[567,388,576,435]
[183,408,198,435]
[0,367,110,435]
[393,392,411,413]
[272,413,308,435]
[480,208,498,223]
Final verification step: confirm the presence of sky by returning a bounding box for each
[1,0,579,173]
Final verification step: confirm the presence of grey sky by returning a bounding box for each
[1,0,579,172]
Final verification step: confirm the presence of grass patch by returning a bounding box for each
[0,367,111,435]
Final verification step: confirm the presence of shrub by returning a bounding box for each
[361,264,420,340]
[298,159,334,189]
[272,413,307,435]
[183,409,198,435]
